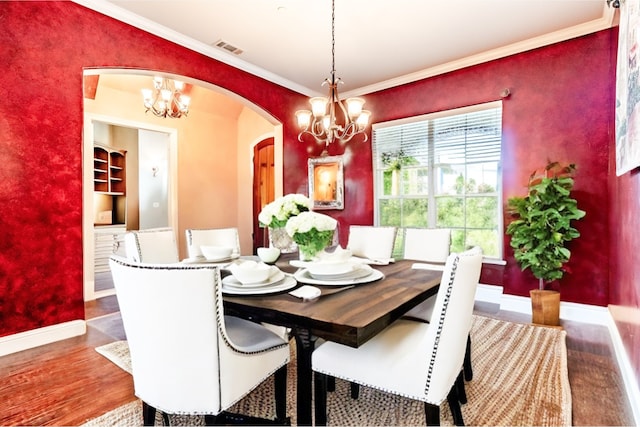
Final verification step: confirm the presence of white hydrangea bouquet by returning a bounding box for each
[258,193,312,228]
[285,211,337,261]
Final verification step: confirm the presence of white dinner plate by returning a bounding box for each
[222,275,297,295]
[223,268,285,288]
[294,267,384,286]
[308,263,373,281]
[290,259,357,276]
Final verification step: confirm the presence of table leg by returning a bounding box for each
[292,327,316,426]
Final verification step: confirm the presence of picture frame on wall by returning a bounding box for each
[308,155,344,210]
[615,0,640,176]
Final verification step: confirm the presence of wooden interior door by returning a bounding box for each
[252,137,275,253]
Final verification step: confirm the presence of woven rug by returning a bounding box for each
[87,315,571,426]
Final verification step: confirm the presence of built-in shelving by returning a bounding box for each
[93,144,127,227]
[93,145,126,194]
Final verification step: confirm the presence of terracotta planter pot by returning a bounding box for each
[530,289,561,326]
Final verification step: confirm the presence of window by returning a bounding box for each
[372,101,503,259]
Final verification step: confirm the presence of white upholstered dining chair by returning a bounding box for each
[403,228,452,269]
[312,247,483,426]
[403,231,475,383]
[346,225,397,262]
[124,227,179,264]
[109,256,290,425]
[185,227,241,258]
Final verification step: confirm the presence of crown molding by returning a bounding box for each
[72,0,312,95]
[344,3,618,97]
[73,0,617,98]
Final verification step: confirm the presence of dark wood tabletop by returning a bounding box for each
[223,256,441,425]
[224,259,441,347]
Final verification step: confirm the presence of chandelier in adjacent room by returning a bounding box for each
[141,76,190,118]
[295,0,371,147]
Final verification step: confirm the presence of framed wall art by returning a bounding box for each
[308,155,344,210]
[615,0,640,175]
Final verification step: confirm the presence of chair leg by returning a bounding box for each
[455,371,467,404]
[350,382,360,399]
[463,334,473,381]
[204,414,222,425]
[425,402,440,426]
[446,386,465,426]
[327,376,336,392]
[274,365,288,423]
[314,372,328,426]
[142,401,156,426]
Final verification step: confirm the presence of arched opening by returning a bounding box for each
[82,69,283,301]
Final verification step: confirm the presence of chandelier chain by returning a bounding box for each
[331,0,336,84]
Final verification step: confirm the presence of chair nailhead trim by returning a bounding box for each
[424,254,459,397]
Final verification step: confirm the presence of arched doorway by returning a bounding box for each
[252,137,275,253]
[83,70,283,301]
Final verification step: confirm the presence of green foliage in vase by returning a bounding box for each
[506,161,586,288]
[294,230,334,260]
[286,211,337,260]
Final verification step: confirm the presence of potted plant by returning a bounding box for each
[506,161,586,326]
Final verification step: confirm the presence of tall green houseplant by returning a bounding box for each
[506,161,586,290]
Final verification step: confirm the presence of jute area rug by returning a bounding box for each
[86,315,571,426]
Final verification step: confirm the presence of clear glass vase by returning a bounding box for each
[268,226,297,254]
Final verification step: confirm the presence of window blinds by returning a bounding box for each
[373,103,502,168]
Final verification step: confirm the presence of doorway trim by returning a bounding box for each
[83,113,178,301]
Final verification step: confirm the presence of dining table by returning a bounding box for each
[223,255,442,426]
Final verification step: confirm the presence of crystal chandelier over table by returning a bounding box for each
[295,0,371,147]
[141,76,190,119]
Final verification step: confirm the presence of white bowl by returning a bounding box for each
[200,245,233,261]
[228,261,273,284]
[320,246,352,263]
[304,246,354,275]
[257,247,280,263]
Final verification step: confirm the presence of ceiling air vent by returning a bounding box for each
[212,39,243,55]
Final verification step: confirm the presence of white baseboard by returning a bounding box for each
[475,283,504,304]
[480,284,610,325]
[607,312,640,426]
[0,320,86,357]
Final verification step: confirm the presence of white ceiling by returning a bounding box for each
[76,0,616,97]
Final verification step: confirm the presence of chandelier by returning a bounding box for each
[141,76,190,118]
[295,0,371,147]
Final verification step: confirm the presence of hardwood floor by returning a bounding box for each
[0,296,635,426]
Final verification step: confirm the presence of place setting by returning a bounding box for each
[290,246,385,286]
[222,259,296,295]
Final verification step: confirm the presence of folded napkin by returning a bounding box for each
[351,256,395,265]
[411,262,445,271]
[289,285,322,301]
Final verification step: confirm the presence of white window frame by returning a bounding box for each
[372,101,504,260]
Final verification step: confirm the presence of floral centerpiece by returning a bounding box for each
[285,211,337,261]
[259,194,312,252]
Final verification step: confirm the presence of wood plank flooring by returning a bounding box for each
[0,296,635,426]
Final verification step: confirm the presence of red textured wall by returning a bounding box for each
[609,110,640,383]
[0,1,306,337]
[0,2,629,336]
[315,30,616,306]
